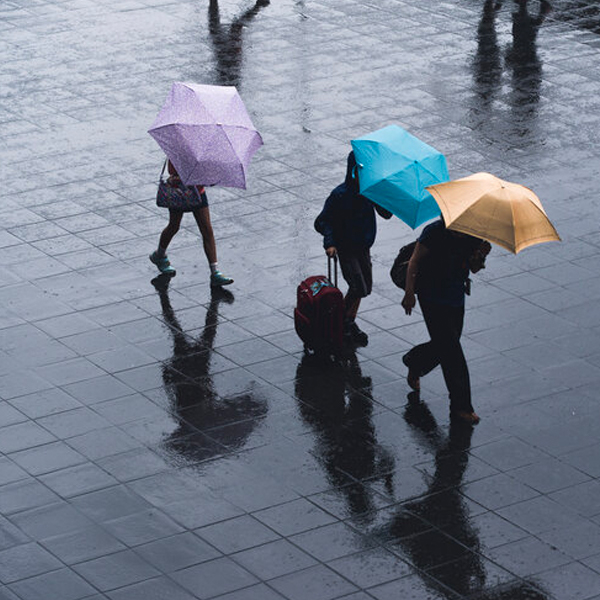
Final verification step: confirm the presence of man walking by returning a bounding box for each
[401,219,491,424]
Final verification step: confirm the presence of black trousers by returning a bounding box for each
[403,300,473,414]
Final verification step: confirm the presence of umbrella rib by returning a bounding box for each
[513,196,561,252]
[183,82,217,123]
[219,124,243,164]
[414,161,422,206]
[509,193,517,251]
[417,161,447,186]
[147,124,174,134]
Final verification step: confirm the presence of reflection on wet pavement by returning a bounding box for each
[470,0,550,147]
[506,0,550,131]
[295,353,395,519]
[209,0,271,87]
[153,275,268,463]
[1,0,600,597]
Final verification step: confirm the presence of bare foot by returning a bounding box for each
[452,411,481,424]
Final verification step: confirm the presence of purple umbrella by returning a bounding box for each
[148,82,263,188]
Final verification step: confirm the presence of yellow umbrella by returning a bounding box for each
[426,172,561,254]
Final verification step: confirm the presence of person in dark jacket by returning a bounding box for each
[401,219,491,424]
[315,151,392,346]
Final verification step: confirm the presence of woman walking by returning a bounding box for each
[150,160,233,287]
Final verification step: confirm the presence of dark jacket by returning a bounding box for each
[417,220,484,307]
[314,152,391,251]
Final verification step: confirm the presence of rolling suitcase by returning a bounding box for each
[294,256,344,356]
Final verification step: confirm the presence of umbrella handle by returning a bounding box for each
[328,255,338,288]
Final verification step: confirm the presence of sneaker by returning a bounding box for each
[150,251,176,275]
[344,321,368,347]
[210,271,234,288]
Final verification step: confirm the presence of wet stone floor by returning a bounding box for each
[2,0,600,598]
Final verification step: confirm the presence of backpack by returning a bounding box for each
[390,241,417,290]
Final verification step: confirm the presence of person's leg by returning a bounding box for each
[444,307,477,422]
[192,207,233,287]
[192,206,217,264]
[422,303,476,421]
[344,294,361,322]
[352,248,372,324]
[159,210,183,252]
[150,210,183,274]
[402,300,443,391]
[338,249,370,345]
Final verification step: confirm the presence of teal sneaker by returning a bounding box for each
[149,251,176,275]
[210,271,233,288]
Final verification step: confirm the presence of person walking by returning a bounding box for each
[149,160,233,287]
[315,151,392,346]
[401,219,491,424]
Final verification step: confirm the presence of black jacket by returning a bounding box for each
[315,152,391,251]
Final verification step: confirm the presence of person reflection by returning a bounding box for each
[208,0,270,87]
[398,397,484,591]
[295,353,394,520]
[472,0,503,112]
[377,394,548,599]
[152,274,267,462]
[505,0,551,125]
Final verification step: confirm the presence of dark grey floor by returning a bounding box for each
[1,0,600,598]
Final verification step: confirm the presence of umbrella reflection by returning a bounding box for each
[294,353,395,520]
[374,394,548,599]
[152,275,267,463]
[208,0,270,87]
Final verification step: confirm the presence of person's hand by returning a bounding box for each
[469,240,492,273]
[326,246,337,258]
[402,292,416,315]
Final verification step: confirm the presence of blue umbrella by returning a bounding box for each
[351,125,449,229]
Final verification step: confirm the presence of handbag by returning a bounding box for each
[156,161,205,211]
[390,241,417,290]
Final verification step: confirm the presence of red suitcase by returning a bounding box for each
[294,257,344,356]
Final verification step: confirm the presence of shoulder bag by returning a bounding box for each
[156,161,205,211]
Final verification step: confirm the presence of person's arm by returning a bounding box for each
[167,161,183,186]
[314,193,338,255]
[401,242,430,315]
[469,240,492,273]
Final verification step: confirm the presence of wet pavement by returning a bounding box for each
[1,0,600,598]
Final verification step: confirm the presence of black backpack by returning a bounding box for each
[390,241,417,290]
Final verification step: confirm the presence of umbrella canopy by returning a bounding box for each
[148,82,263,188]
[427,172,561,254]
[351,125,449,229]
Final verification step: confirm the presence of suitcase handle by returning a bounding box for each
[328,255,338,288]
